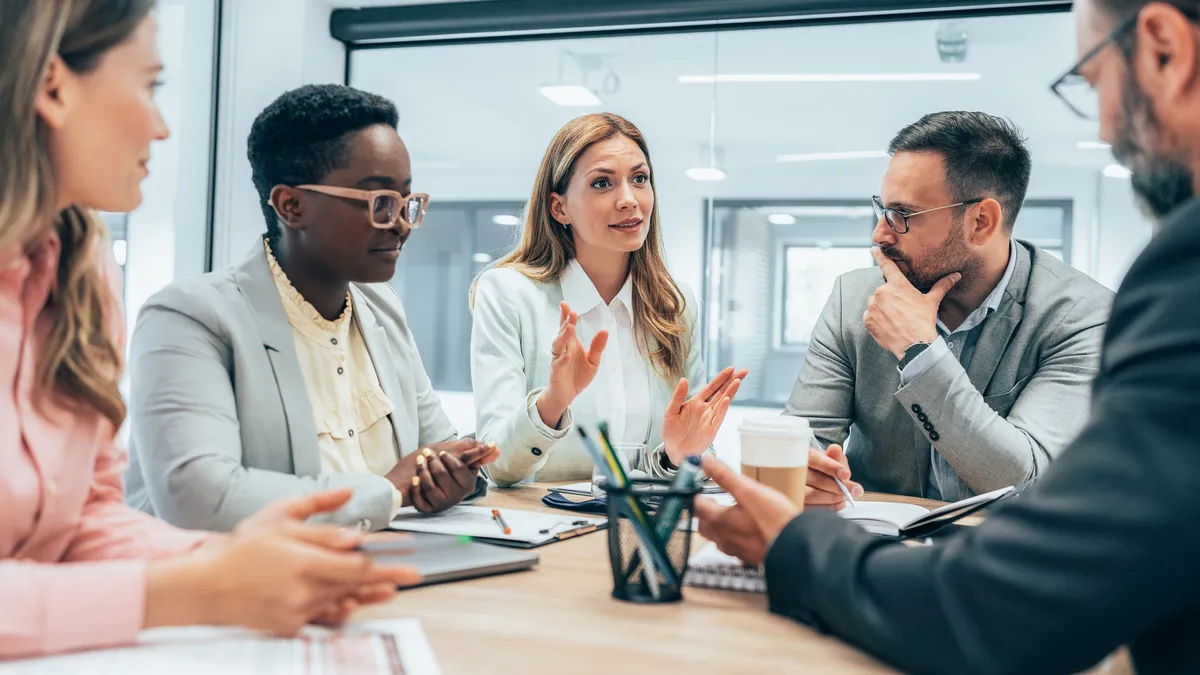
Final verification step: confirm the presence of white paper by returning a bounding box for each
[0,619,440,675]
[838,501,930,535]
[389,505,605,545]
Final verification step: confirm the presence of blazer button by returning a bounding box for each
[911,404,923,414]
[531,447,543,456]
[923,422,934,432]
[337,366,345,375]
[348,429,355,437]
[930,431,941,441]
[917,413,928,422]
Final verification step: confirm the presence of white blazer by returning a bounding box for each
[470,263,710,486]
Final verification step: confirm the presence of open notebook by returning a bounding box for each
[685,488,1016,592]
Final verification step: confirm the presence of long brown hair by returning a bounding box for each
[0,0,154,429]
[487,113,690,380]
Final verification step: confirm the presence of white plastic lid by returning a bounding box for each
[738,414,810,438]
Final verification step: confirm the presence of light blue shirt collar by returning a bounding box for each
[936,239,1017,336]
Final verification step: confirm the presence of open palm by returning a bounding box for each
[661,366,748,466]
[540,302,609,422]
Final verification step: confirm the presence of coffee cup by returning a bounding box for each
[738,415,811,508]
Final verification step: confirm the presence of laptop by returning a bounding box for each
[361,532,539,587]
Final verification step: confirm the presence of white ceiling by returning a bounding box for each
[350,11,1109,200]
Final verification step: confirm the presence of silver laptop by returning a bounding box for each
[362,532,538,587]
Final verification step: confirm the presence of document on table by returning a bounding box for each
[0,619,440,675]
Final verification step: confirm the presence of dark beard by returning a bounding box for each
[880,218,979,294]
[1112,72,1195,221]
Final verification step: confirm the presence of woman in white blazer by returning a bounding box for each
[471,112,747,487]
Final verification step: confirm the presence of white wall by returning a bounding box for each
[210,0,346,270]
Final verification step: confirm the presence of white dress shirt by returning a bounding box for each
[470,260,711,486]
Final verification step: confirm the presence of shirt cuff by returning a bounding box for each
[898,336,950,387]
[526,392,573,440]
[391,486,405,515]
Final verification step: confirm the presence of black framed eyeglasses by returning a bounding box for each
[1049,13,1139,120]
[872,195,983,235]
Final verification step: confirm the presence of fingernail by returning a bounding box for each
[439,450,448,457]
[422,447,433,458]
[415,455,425,467]
[412,476,421,487]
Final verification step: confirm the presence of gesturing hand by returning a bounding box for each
[535,302,609,428]
[660,366,748,467]
[694,456,801,567]
[865,247,959,360]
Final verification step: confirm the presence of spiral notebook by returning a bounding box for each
[684,543,766,593]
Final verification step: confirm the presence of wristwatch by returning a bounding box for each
[899,341,931,370]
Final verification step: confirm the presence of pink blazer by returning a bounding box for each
[1,230,207,660]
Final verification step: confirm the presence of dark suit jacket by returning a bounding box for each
[764,198,1200,675]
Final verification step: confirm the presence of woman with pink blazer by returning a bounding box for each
[0,0,417,660]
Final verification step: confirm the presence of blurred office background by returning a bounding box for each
[125,0,1151,458]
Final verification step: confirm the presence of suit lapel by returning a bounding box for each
[234,246,322,476]
[965,241,1031,394]
[353,287,408,455]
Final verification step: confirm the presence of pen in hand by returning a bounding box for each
[834,476,858,508]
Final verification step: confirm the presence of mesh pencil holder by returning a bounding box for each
[604,479,700,604]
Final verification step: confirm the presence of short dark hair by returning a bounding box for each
[247,84,399,242]
[887,111,1032,231]
[1095,0,1198,20]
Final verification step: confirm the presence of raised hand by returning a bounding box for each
[694,456,801,566]
[535,302,609,428]
[865,247,960,360]
[660,366,748,467]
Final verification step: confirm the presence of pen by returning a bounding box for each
[834,476,858,508]
[491,508,511,535]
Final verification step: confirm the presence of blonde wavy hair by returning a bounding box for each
[0,0,154,429]
[486,113,690,380]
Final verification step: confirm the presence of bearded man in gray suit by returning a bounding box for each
[787,111,1113,505]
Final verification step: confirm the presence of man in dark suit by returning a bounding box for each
[695,1,1200,674]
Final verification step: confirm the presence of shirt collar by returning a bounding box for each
[938,238,1017,335]
[560,258,633,314]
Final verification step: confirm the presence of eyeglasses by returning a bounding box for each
[296,184,430,229]
[1049,13,1139,120]
[1050,7,1199,119]
[872,195,983,235]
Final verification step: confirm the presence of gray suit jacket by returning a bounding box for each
[124,245,465,531]
[785,240,1113,497]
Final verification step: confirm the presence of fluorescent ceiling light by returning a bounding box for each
[1103,163,1132,178]
[1077,141,1112,150]
[685,166,727,182]
[761,206,876,219]
[776,150,889,163]
[767,213,796,225]
[491,214,520,226]
[472,253,493,264]
[539,85,602,107]
[678,73,981,84]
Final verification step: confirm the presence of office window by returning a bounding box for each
[348,7,1147,406]
[389,202,523,392]
[782,245,874,346]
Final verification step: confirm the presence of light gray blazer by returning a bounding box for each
[785,240,1113,498]
[124,245,466,531]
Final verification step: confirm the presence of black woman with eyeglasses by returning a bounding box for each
[125,84,499,532]
[783,110,1113,509]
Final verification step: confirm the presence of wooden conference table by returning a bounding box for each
[356,482,1130,675]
